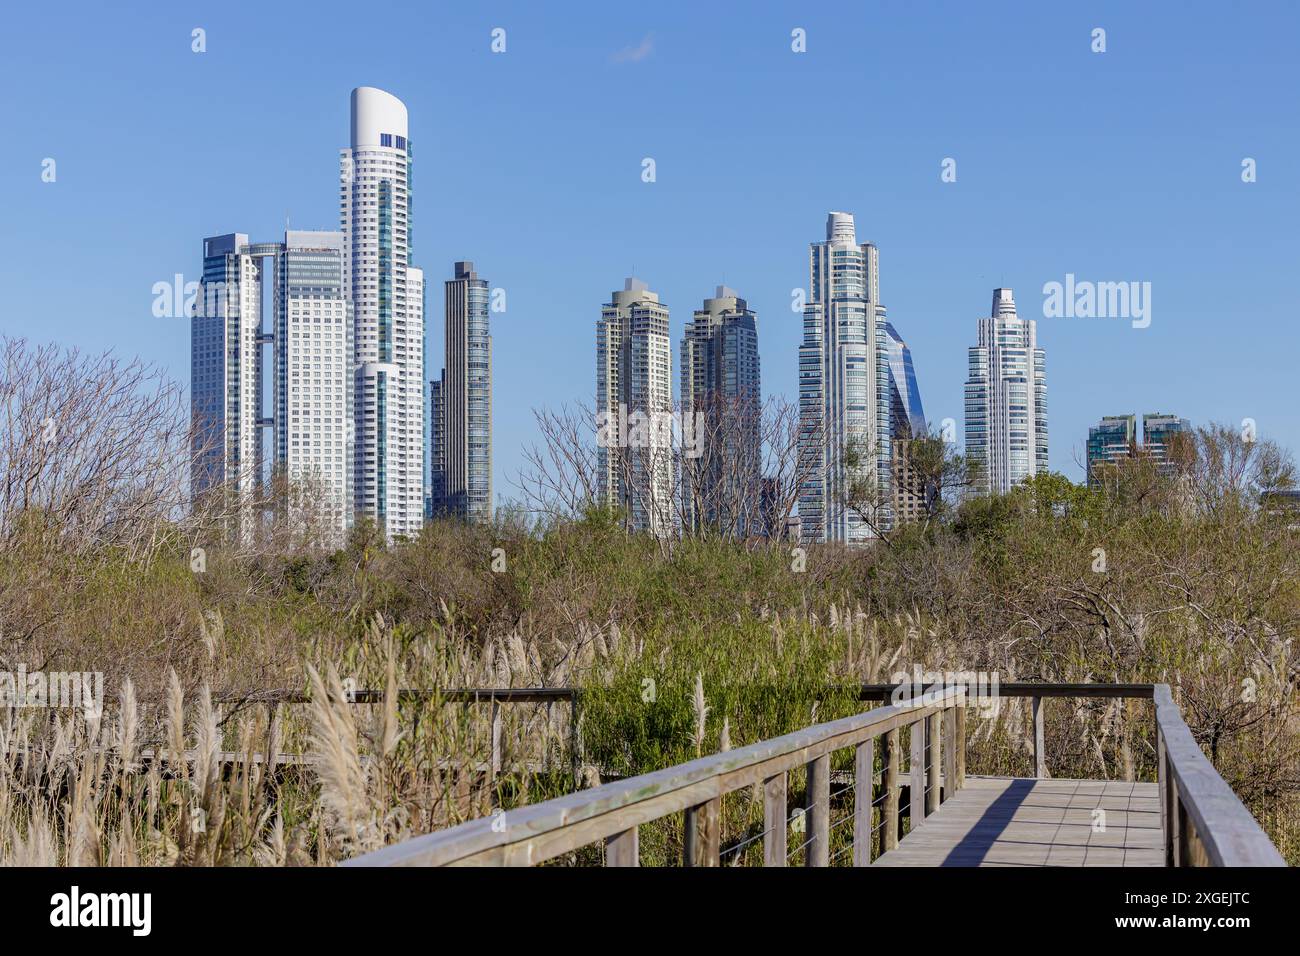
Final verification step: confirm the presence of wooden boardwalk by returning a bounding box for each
[345,683,1287,868]
[874,776,1162,867]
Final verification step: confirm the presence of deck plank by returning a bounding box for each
[871,776,1163,867]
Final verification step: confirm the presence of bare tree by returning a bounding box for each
[513,394,816,547]
[0,338,198,565]
[513,402,604,523]
[1180,423,1296,516]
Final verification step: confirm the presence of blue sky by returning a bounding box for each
[3,1,1297,500]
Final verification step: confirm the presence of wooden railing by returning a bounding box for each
[1153,684,1284,866]
[341,682,1286,868]
[204,687,581,778]
[344,684,968,867]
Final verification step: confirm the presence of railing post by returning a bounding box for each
[926,711,941,816]
[684,799,720,866]
[544,700,554,772]
[1032,696,1046,779]
[605,827,639,866]
[909,718,926,829]
[265,701,280,775]
[1175,801,1189,867]
[568,691,581,784]
[1158,726,1173,866]
[805,753,830,866]
[882,727,900,852]
[942,705,957,803]
[490,699,503,778]
[763,772,787,867]
[853,738,875,866]
[955,703,966,790]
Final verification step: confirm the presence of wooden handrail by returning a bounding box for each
[1153,684,1285,867]
[106,681,1148,707]
[339,680,1286,868]
[104,682,1151,707]
[343,684,967,867]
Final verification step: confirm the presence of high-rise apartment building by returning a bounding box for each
[1087,412,1189,486]
[274,231,352,541]
[430,261,493,521]
[597,278,673,536]
[798,212,890,543]
[1086,414,1137,486]
[191,233,265,537]
[191,231,352,544]
[679,286,761,536]
[342,87,424,540]
[884,322,926,441]
[883,322,930,524]
[1142,413,1191,475]
[964,288,1048,495]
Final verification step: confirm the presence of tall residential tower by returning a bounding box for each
[1087,412,1190,486]
[274,231,353,541]
[191,231,352,544]
[679,285,762,536]
[191,232,264,537]
[883,322,931,525]
[597,278,673,536]
[964,288,1048,494]
[430,261,493,521]
[342,87,424,540]
[797,212,890,543]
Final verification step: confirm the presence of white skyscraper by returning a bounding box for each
[342,87,424,540]
[192,231,353,545]
[964,288,1048,494]
[797,212,890,544]
[275,231,353,542]
[597,278,673,536]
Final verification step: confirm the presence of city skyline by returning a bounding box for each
[7,3,1299,508]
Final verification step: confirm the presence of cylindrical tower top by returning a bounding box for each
[826,211,856,244]
[350,87,408,147]
[992,287,1016,317]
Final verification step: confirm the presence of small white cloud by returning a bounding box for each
[611,33,654,64]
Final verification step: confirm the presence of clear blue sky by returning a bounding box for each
[3,1,1297,499]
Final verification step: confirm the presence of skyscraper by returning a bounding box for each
[798,211,889,543]
[1087,412,1189,486]
[884,322,926,440]
[597,278,673,536]
[883,322,930,524]
[430,261,493,521]
[191,233,264,538]
[1142,413,1191,475]
[275,231,352,541]
[191,231,352,544]
[679,286,762,536]
[1086,414,1137,487]
[342,87,424,541]
[964,288,1048,495]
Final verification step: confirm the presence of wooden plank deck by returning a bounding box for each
[872,776,1163,867]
